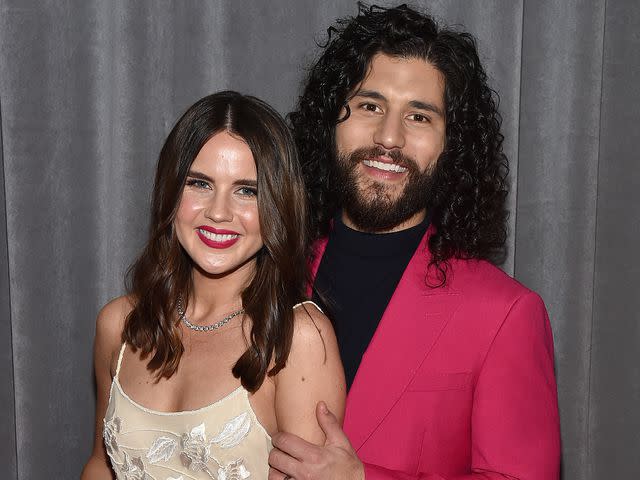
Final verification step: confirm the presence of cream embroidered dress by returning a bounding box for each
[103,344,272,480]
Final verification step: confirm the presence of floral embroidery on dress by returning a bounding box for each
[117,451,152,480]
[147,436,178,464]
[166,412,252,470]
[103,415,122,455]
[210,412,251,449]
[180,423,212,471]
[218,458,251,480]
[123,414,255,478]
[104,376,266,480]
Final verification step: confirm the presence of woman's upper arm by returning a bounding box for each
[274,304,346,445]
[81,297,129,479]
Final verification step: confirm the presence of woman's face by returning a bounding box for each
[174,131,263,278]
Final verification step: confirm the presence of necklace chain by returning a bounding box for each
[177,298,244,332]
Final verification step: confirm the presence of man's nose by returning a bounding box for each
[372,113,405,151]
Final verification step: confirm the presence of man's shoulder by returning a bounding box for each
[415,258,548,336]
[444,257,537,306]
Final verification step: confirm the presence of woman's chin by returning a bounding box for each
[192,255,257,280]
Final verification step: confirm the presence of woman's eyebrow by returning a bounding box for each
[187,170,214,183]
[232,179,257,187]
[187,171,257,187]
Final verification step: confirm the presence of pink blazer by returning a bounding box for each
[310,228,560,479]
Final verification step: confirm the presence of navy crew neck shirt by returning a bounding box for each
[312,214,429,390]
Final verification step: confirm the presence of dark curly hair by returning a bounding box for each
[289,3,509,283]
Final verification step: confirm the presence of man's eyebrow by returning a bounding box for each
[408,100,444,117]
[354,89,386,101]
[354,90,444,117]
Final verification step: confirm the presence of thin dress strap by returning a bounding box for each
[114,343,127,379]
[293,300,324,314]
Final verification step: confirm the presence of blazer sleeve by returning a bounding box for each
[362,291,561,480]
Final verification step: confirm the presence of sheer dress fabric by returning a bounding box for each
[103,343,271,480]
[102,301,323,480]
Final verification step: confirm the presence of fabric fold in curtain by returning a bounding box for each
[588,2,640,477]
[515,2,607,478]
[0,97,18,478]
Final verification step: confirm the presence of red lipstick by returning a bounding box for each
[196,226,240,249]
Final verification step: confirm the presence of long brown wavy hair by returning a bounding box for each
[122,91,309,392]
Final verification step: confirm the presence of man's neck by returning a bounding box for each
[341,209,427,234]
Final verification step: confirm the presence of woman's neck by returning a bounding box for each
[188,258,255,318]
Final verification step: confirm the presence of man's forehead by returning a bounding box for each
[350,53,445,110]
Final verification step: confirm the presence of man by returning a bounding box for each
[270,4,560,479]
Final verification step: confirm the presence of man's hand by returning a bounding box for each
[269,401,364,480]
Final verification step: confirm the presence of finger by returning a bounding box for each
[269,446,302,476]
[271,431,318,460]
[316,401,348,447]
[267,466,291,480]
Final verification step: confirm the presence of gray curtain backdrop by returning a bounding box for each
[0,0,637,478]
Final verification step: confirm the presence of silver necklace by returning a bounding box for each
[177,298,244,332]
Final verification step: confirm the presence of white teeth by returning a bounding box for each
[363,159,408,173]
[198,229,238,242]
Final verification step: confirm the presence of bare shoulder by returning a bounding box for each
[291,301,337,350]
[95,295,134,361]
[96,295,133,336]
[275,301,345,439]
[287,301,342,374]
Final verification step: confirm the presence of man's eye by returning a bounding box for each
[361,103,380,112]
[185,178,210,189]
[409,113,430,123]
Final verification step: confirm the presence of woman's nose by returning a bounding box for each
[203,193,233,223]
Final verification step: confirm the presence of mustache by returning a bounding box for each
[342,146,419,172]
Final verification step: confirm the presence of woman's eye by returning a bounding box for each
[185,178,210,189]
[237,186,257,197]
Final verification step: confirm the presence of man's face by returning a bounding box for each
[334,53,446,233]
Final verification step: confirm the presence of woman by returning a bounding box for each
[81,91,345,479]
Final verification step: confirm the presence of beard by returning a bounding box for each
[334,146,436,232]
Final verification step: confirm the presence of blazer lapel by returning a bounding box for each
[307,236,329,298]
[342,229,460,451]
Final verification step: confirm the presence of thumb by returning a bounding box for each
[316,401,347,447]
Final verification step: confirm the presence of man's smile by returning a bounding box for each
[362,159,408,173]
